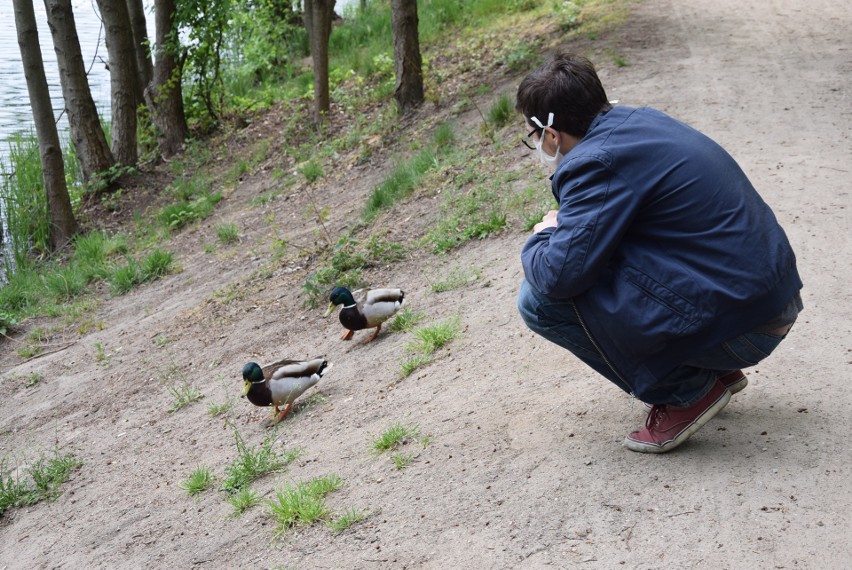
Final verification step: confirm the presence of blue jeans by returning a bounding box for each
[517,279,790,407]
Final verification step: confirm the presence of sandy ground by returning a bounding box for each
[2,0,850,568]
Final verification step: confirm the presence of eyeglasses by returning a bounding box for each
[521,126,543,150]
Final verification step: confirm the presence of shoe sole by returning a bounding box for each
[624,389,731,454]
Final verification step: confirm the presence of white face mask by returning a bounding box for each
[531,113,564,168]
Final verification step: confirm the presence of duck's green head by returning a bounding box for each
[325,286,355,316]
[241,362,264,396]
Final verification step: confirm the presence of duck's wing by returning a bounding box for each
[268,374,321,407]
[364,288,404,305]
[361,289,404,326]
[267,357,328,380]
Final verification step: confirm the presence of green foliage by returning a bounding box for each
[215,223,240,245]
[141,249,175,281]
[158,191,223,229]
[0,131,51,268]
[487,94,515,128]
[227,487,261,516]
[298,160,324,183]
[400,353,433,378]
[303,234,407,308]
[1,451,80,516]
[328,507,368,533]
[554,0,583,30]
[266,474,343,532]
[43,266,87,302]
[371,423,420,455]
[220,430,300,494]
[166,382,204,413]
[406,317,463,354]
[363,124,454,222]
[388,307,426,332]
[108,257,141,295]
[207,400,233,417]
[180,466,216,496]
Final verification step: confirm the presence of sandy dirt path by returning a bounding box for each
[1,0,850,568]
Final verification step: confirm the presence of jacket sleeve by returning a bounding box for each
[521,154,641,298]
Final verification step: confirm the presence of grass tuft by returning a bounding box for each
[406,317,462,354]
[228,487,261,516]
[180,466,216,496]
[267,474,343,532]
[371,423,420,455]
[328,507,368,533]
[220,430,301,494]
[388,307,426,332]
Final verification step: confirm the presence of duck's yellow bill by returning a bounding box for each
[241,381,251,397]
[324,302,336,317]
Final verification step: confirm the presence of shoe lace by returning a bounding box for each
[646,405,669,430]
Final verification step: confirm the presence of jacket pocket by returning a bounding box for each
[623,265,698,336]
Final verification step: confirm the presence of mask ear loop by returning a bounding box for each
[529,113,560,164]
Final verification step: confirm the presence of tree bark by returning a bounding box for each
[44,0,115,184]
[14,0,77,249]
[126,0,153,106]
[308,0,335,124]
[391,0,424,115]
[96,0,139,167]
[146,0,188,158]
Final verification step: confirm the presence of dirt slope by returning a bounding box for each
[2,0,851,568]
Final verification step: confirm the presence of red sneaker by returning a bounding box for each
[625,380,731,453]
[718,369,747,394]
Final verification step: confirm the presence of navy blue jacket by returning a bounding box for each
[521,106,802,393]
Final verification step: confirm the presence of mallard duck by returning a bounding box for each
[325,286,405,343]
[241,357,330,424]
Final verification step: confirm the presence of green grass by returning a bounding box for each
[399,317,463,376]
[216,223,240,244]
[328,507,368,533]
[141,249,175,280]
[1,451,80,515]
[391,452,414,470]
[108,257,141,295]
[400,353,433,378]
[406,317,462,354]
[430,266,481,293]
[487,93,515,128]
[371,423,420,455]
[180,466,216,496]
[166,382,204,413]
[266,474,343,532]
[220,430,301,494]
[207,400,233,416]
[362,124,454,222]
[387,307,426,332]
[298,160,323,183]
[302,234,406,308]
[227,487,261,516]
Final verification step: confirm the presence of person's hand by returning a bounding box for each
[533,210,558,233]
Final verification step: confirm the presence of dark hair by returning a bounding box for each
[516,51,611,137]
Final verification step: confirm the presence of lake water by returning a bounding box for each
[0,1,138,157]
[0,0,359,162]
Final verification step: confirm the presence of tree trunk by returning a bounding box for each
[14,0,76,249]
[146,0,188,158]
[44,0,115,184]
[126,0,153,106]
[303,0,313,51]
[391,0,423,115]
[96,0,139,167]
[308,0,335,123]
